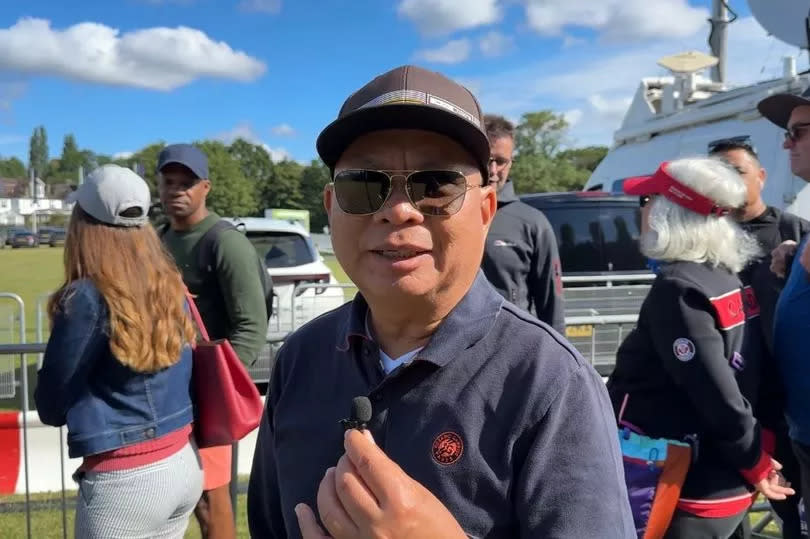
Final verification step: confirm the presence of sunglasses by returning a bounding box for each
[639,195,652,208]
[785,122,810,144]
[332,169,478,216]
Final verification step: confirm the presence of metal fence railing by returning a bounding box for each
[0,287,789,538]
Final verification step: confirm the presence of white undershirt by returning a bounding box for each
[365,310,423,375]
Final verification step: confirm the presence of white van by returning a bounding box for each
[584,68,810,219]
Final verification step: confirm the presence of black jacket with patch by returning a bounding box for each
[481,181,565,333]
[607,261,767,502]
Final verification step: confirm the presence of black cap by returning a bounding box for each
[316,65,490,176]
[758,86,810,129]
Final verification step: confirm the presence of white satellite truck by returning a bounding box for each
[584,0,810,219]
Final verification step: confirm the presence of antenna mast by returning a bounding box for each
[708,0,728,84]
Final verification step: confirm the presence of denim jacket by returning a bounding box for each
[34,279,194,458]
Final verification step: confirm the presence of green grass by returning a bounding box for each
[0,246,63,345]
[0,492,251,538]
[322,254,351,284]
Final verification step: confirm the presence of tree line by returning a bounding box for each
[1,111,608,232]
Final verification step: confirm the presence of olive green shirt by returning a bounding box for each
[162,213,268,366]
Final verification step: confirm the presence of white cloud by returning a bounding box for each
[524,0,707,42]
[270,123,296,137]
[474,15,807,147]
[479,31,514,58]
[238,0,282,14]
[0,18,266,91]
[215,123,292,162]
[113,151,134,159]
[415,39,471,64]
[563,109,583,127]
[398,0,500,36]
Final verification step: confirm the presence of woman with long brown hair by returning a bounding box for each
[35,164,203,538]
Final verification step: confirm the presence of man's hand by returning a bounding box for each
[755,458,796,501]
[771,240,798,278]
[295,430,467,539]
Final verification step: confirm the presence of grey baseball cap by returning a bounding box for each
[68,164,150,227]
[157,143,209,179]
[316,65,490,176]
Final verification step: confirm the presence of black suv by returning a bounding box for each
[520,191,652,375]
[520,191,648,276]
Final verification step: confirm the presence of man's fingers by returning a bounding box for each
[295,503,332,539]
[316,467,360,539]
[344,429,405,507]
[334,452,383,524]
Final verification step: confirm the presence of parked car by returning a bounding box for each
[9,229,38,248]
[37,227,53,245]
[4,227,26,247]
[520,191,652,375]
[47,227,66,247]
[223,217,346,384]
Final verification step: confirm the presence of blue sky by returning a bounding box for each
[0,0,805,167]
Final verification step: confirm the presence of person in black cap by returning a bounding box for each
[157,143,268,539]
[607,157,795,538]
[247,65,634,539]
[758,87,810,535]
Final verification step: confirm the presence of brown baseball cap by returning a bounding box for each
[758,85,810,129]
[316,65,490,176]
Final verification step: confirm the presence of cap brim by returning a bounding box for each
[316,104,490,174]
[757,93,810,128]
[623,175,658,195]
[157,159,206,179]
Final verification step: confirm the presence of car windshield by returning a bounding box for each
[246,231,316,268]
[539,204,646,273]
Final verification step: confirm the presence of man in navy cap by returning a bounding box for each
[157,143,268,539]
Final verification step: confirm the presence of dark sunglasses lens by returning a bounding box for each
[639,195,650,208]
[407,171,468,216]
[333,170,390,214]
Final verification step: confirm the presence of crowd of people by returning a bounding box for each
[28,62,810,538]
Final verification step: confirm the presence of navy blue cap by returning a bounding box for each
[157,143,209,179]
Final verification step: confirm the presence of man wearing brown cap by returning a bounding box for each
[247,65,634,538]
[758,87,810,535]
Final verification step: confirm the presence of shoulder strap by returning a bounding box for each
[197,219,237,274]
[777,210,803,243]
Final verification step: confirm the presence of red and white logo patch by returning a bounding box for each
[432,432,464,465]
[673,338,696,362]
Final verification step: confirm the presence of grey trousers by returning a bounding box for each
[74,441,204,539]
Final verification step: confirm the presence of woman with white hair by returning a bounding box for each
[607,157,794,538]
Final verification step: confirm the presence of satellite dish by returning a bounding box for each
[657,51,719,74]
[748,0,810,49]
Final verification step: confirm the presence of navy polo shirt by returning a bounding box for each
[248,271,634,538]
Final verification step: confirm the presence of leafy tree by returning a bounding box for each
[195,140,258,217]
[509,110,604,193]
[558,146,609,173]
[0,156,26,178]
[300,159,330,232]
[28,125,48,180]
[58,134,84,180]
[262,159,304,210]
[514,111,568,158]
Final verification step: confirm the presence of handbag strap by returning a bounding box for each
[185,291,211,342]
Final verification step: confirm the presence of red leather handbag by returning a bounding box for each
[186,293,264,448]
